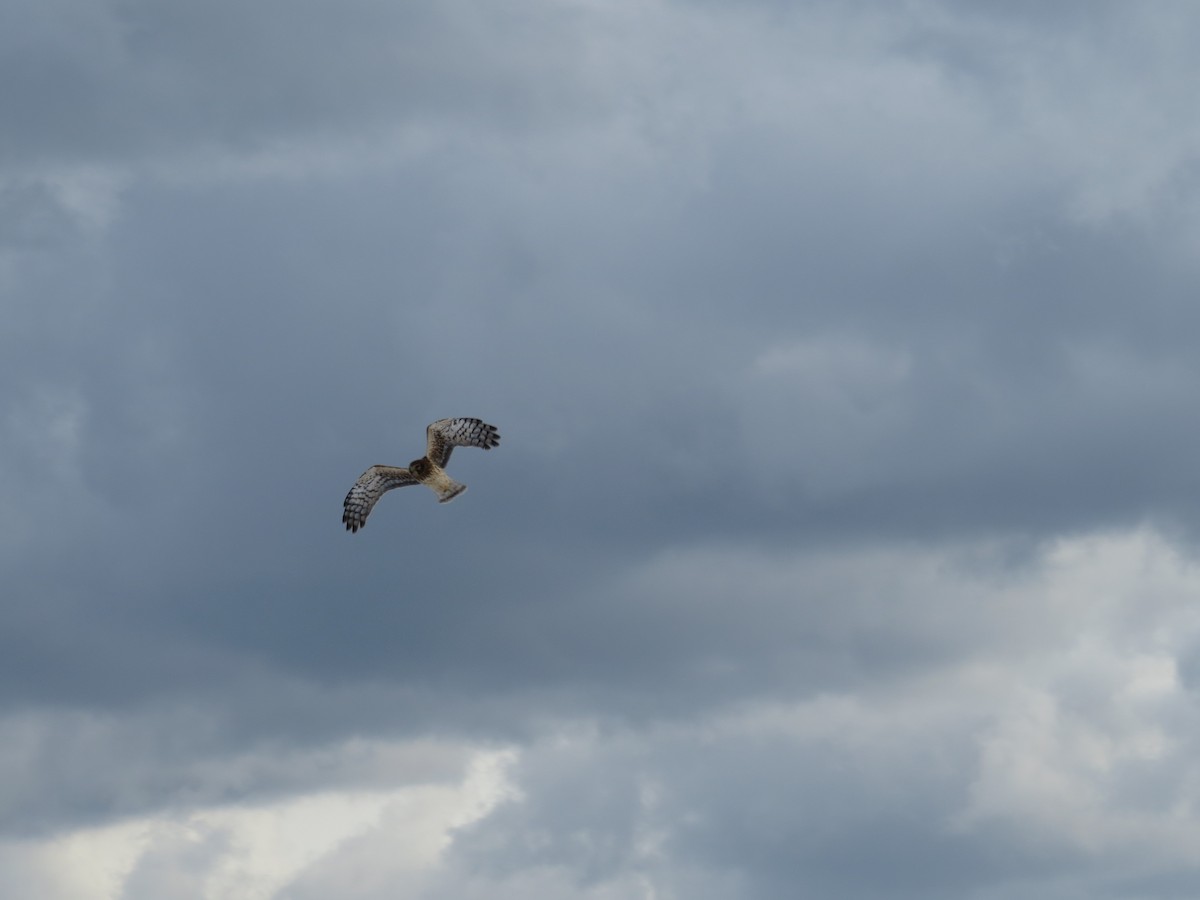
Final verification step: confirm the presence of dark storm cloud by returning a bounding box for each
[1,0,596,169]
[4,1,1200,896]
[0,0,1176,692]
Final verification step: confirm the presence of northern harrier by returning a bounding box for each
[342,417,500,533]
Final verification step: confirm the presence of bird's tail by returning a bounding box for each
[434,479,467,503]
[424,466,467,503]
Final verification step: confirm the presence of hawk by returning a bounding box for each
[342,417,500,533]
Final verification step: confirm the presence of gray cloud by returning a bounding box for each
[4,1,1200,896]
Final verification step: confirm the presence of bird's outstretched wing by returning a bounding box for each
[342,466,417,533]
[426,418,501,467]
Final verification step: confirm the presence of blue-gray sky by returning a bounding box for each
[5,1,1200,897]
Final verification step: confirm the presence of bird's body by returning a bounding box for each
[406,456,466,503]
[342,417,500,533]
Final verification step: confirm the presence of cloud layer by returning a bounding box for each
[4,1,1200,897]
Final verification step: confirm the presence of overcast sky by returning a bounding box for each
[5,1,1200,897]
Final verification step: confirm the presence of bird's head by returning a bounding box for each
[409,457,432,479]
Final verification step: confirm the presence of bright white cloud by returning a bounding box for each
[3,526,1199,898]
[0,741,514,900]
[426,526,1200,898]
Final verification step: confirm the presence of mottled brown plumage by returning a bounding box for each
[342,418,500,533]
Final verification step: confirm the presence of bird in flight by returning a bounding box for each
[342,417,500,533]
